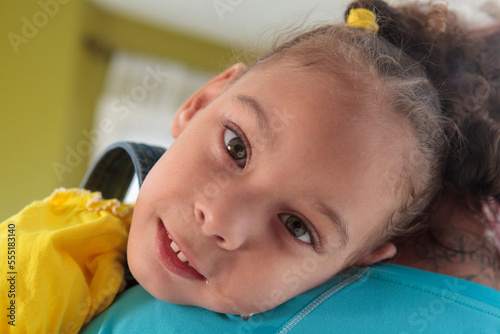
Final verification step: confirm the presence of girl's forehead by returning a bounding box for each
[235,62,384,120]
[228,63,396,145]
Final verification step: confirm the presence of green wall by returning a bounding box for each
[0,0,234,220]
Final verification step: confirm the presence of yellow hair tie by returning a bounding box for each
[346,8,379,34]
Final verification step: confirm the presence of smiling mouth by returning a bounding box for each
[155,220,207,281]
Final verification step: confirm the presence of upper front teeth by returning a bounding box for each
[170,241,180,253]
[168,232,203,275]
[170,240,188,263]
[177,252,188,262]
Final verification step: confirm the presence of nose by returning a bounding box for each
[195,192,263,251]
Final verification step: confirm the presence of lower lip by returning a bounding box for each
[155,220,206,281]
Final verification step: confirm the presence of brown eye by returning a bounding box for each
[280,214,311,244]
[224,128,247,167]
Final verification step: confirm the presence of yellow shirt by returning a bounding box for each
[0,188,133,334]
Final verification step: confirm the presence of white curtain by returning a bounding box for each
[91,50,211,162]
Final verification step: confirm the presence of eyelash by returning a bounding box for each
[222,121,251,168]
[279,213,320,248]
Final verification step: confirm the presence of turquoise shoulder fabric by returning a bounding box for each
[82,264,500,333]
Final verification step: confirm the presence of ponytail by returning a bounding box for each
[348,0,500,201]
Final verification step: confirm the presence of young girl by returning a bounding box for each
[2,0,500,333]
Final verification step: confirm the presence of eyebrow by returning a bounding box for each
[234,94,273,143]
[313,199,349,249]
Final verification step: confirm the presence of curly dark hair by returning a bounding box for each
[349,0,500,201]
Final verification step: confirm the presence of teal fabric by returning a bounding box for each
[82,264,500,333]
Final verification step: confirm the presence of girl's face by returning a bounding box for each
[128,63,403,315]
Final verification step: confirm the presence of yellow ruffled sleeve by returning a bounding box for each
[0,188,133,334]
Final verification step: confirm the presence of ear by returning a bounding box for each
[171,63,247,138]
[354,242,397,266]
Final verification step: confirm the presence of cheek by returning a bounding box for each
[126,224,155,292]
[210,252,346,314]
[137,144,203,207]
[161,128,221,185]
